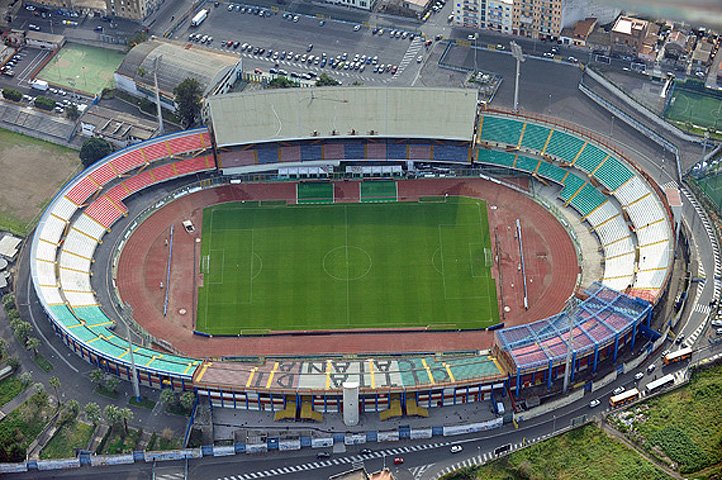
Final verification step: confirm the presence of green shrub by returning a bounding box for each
[34,96,56,111]
[2,88,22,102]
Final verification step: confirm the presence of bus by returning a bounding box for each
[190,9,208,27]
[609,388,640,408]
[663,346,693,366]
[645,373,675,394]
[0,365,13,382]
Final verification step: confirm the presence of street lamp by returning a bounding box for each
[510,41,525,113]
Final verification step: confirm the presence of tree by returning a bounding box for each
[103,375,120,394]
[2,88,22,102]
[128,30,148,49]
[33,95,56,111]
[103,404,120,428]
[19,372,32,386]
[60,399,80,424]
[13,320,32,342]
[6,356,19,370]
[315,73,341,87]
[65,103,79,120]
[84,402,102,425]
[31,383,49,413]
[0,337,6,360]
[49,376,61,407]
[173,78,202,128]
[268,76,299,89]
[118,407,133,434]
[160,388,176,405]
[79,137,113,168]
[2,293,15,310]
[25,337,41,357]
[179,391,196,412]
[89,369,105,386]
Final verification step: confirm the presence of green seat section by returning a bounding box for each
[569,184,606,216]
[74,305,113,327]
[545,131,585,163]
[49,305,82,328]
[594,156,634,191]
[520,123,551,151]
[515,155,538,173]
[480,116,524,145]
[573,144,608,173]
[559,173,585,201]
[537,161,568,183]
[477,149,516,168]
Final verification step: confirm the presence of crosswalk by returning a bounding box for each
[431,441,526,479]
[394,38,423,79]
[694,304,712,315]
[217,441,450,480]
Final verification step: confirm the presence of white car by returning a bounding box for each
[612,386,625,395]
[588,399,601,408]
[417,55,423,63]
[450,445,463,453]
[634,372,644,381]
[353,24,361,31]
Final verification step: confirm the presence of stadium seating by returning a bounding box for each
[520,123,551,151]
[65,177,100,205]
[409,144,432,161]
[536,160,568,183]
[572,144,607,173]
[514,155,538,173]
[593,156,634,191]
[84,195,126,228]
[89,163,118,186]
[480,115,523,146]
[568,183,606,217]
[387,143,407,160]
[343,141,365,160]
[558,173,585,202]
[476,149,515,168]
[433,144,469,162]
[256,145,279,164]
[280,145,302,163]
[111,149,147,175]
[300,144,322,162]
[366,142,386,160]
[544,131,585,163]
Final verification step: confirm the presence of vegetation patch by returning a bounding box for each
[129,396,156,410]
[99,425,141,455]
[440,424,670,480]
[34,354,54,372]
[40,420,94,459]
[0,398,50,462]
[0,376,26,407]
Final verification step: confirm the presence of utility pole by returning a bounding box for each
[510,41,525,113]
[153,55,164,136]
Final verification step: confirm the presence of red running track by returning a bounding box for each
[116,179,578,357]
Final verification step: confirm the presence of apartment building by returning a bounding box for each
[105,0,164,20]
[487,0,513,33]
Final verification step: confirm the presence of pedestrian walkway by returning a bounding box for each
[394,37,423,78]
[0,387,34,420]
[216,441,451,480]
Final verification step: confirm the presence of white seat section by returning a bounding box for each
[636,221,669,247]
[39,285,64,305]
[638,244,670,270]
[604,255,635,277]
[64,290,97,307]
[635,269,668,289]
[626,196,665,227]
[35,260,57,286]
[53,196,79,221]
[613,176,648,205]
[73,214,107,241]
[603,239,635,258]
[60,269,92,292]
[584,201,617,226]
[62,230,98,259]
[603,276,634,291]
[36,240,58,262]
[59,250,92,272]
[39,216,67,245]
[593,215,630,245]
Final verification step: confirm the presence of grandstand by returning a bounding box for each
[28,88,675,419]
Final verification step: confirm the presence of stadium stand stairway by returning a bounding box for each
[475,112,672,300]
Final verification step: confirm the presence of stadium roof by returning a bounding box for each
[207,87,478,147]
[116,39,240,96]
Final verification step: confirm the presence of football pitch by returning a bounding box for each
[195,197,500,334]
[665,88,722,132]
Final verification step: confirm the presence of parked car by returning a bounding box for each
[316,451,331,459]
[613,386,625,395]
[353,24,361,31]
[634,372,644,381]
[393,457,404,465]
[450,445,463,453]
[360,448,373,455]
[588,399,601,408]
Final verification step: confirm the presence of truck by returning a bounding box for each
[30,79,49,92]
[190,9,208,27]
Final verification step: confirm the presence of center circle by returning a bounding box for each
[322,246,372,281]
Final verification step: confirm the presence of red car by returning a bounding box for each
[393,457,404,465]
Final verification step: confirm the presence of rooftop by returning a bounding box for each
[208,87,478,147]
[612,16,649,36]
[81,105,158,142]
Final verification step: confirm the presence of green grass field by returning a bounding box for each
[196,197,499,334]
[665,88,722,134]
[693,174,722,213]
[37,43,125,94]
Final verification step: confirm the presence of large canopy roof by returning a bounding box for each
[207,87,478,147]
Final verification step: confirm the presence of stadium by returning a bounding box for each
[29,87,670,419]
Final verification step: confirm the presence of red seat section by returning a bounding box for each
[151,163,177,182]
[84,195,127,228]
[174,155,215,175]
[105,184,128,205]
[167,131,212,155]
[142,141,171,163]
[66,178,99,205]
[111,149,146,175]
[89,163,117,186]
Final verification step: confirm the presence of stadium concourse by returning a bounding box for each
[28,87,673,418]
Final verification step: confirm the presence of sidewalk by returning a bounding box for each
[0,388,34,420]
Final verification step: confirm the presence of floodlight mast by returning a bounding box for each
[153,55,164,136]
[510,42,525,113]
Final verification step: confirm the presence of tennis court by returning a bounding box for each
[37,43,126,95]
[196,197,499,335]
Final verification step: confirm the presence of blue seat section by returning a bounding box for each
[344,142,365,160]
[477,149,515,168]
[594,156,634,191]
[387,143,408,160]
[434,145,469,162]
[480,116,524,145]
[300,144,322,162]
[49,305,82,328]
[520,123,551,151]
[545,131,585,163]
[256,145,279,164]
[74,306,112,327]
[569,184,606,216]
[515,155,538,173]
[537,161,568,184]
[573,144,608,173]
[559,173,585,201]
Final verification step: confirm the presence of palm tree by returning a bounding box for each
[118,407,134,434]
[49,376,61,408]
[89,369,105,386]
[103,404,120,430]
[84,402,102,425]
[25,337,41,357]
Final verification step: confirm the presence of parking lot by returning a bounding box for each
[178,3,431,84]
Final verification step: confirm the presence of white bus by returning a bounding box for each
[645,373,675,394]
[190,9,208,27]
[663,346,693,365]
